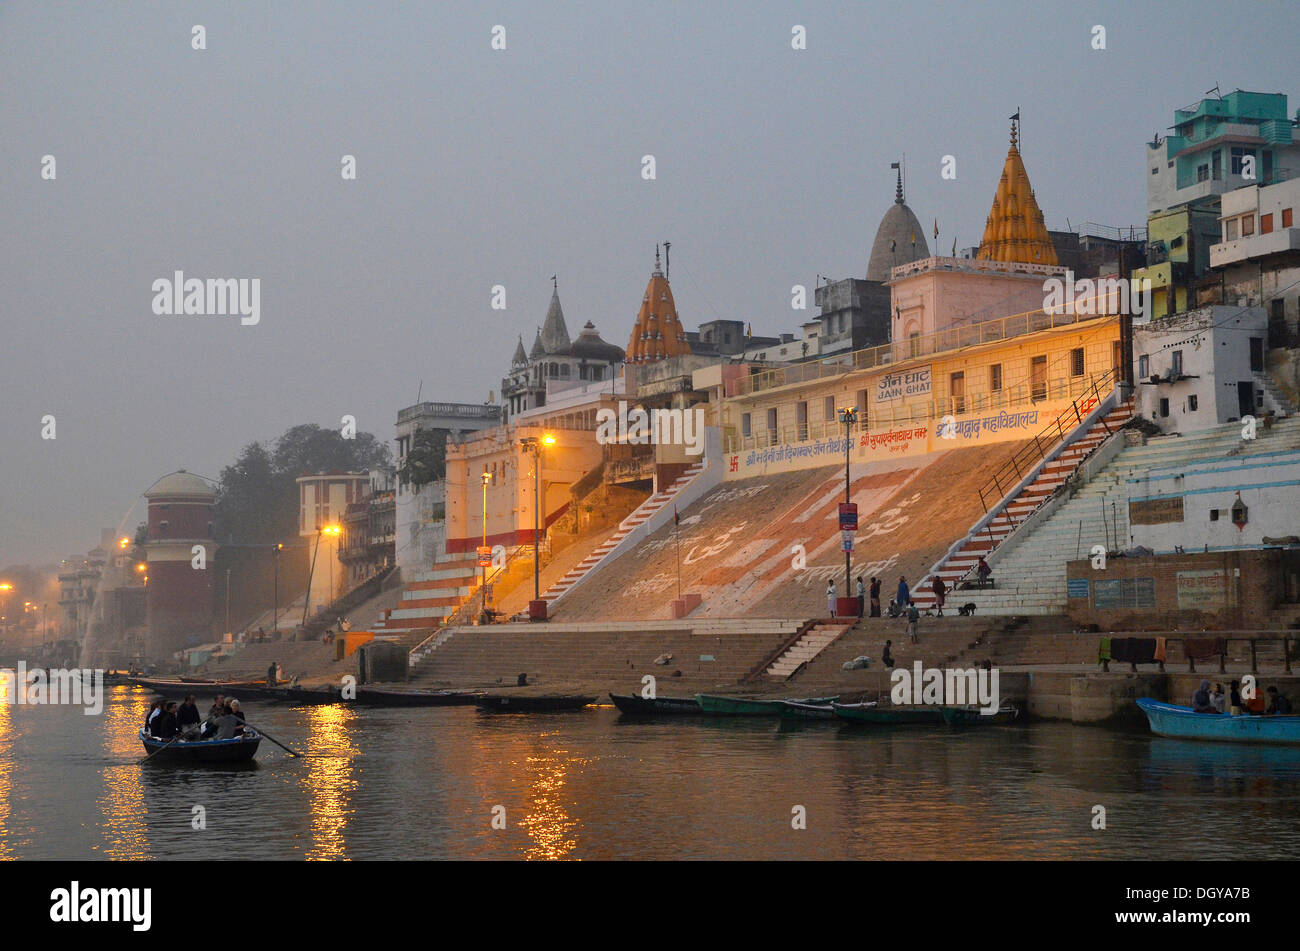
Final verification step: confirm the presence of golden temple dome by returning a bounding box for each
[977,118,1058,266]
[626,246,691,364]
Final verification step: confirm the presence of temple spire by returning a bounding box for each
[626,248,689,364]
[976,112,1057,266]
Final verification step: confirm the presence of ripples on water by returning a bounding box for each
[0,685,1298,860]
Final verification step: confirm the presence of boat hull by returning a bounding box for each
[1137,698,1300,745]
[832,703,945,725]
[476,694,595,712]
[940,705,1020,726]
[354,688,479,707]
[139,728,261,763]
[696,694,839,716]
[609,694,703,715]
[779,701,838,719]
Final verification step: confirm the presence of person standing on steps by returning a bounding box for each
[897,575,911,609]
[933,576,947,616]
[869,576,882,617]
[826,579,837,618]
[856,576,866,618]
[905,602,920,644]
[881,639,895,669]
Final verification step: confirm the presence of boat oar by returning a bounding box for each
[141,733,183,762]
[242,721,302,758]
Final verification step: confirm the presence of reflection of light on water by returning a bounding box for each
[0,690,11,859]
[305,704,358,861]
[519,737,587,861]
[97,689,151,860]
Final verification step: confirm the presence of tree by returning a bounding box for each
[397,428,448,489]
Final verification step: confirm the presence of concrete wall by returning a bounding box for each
[1065,548,1298,630]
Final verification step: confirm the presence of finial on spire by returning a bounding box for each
[1010,109,1021,149]
[663,241,671,278]
[890,160,903,204]
[551,274,557,291]
[654,244,662,274]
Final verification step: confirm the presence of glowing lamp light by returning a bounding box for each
[541,434,557,447]
[321,524,341,536]
[119,537,130,549]
[135,563,147,573]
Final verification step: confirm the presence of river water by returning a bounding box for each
[2,685,1297,860]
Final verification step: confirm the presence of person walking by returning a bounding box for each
[881,639,895,669]
[856,576,866,618]
[933,576,947,616]
[897,575,911,609]
[906,602,920,644]
[869,576,881,617]
[826,579,837,618]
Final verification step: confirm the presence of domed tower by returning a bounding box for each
[867,164,931,280]
[626,246,691,364]
[143,470,217,661]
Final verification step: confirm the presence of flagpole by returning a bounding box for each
[674,507,681,601]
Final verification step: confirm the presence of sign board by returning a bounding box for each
[841,530,855,552]
[838,502,858,531]
[1176,570,1231,610]
[1067,578,1090,600]
[476,545,492,568]
[1093,577,1156,610]
[1129,496,1184,525]
[876,366,932,402]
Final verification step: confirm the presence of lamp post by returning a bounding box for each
[480,470,492,613]
[0,583,11,637]
[303,525,340,627]
[272,542,283,634]
[839,407,858,600]
[520,433,556,619]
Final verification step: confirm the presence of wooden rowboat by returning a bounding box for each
[940,705,1020,726]
[354,687,480,707]
[139,727,261,764]
[780,700,851,719]
[832,702,945,725]
[609,694,703,715]
[696,694,839,716]
[476,694,595,712]
[1137,698,1300,745]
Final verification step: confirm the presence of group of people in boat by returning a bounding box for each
[145,693,249,742]
[1191,679,1293,716]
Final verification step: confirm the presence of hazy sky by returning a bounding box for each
[2,0,1297,566]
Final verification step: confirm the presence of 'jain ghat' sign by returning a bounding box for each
[876,366,932,402]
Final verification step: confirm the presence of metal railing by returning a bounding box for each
[976,369,1120,520]
[723,372,1114,454]
[730,306,1112,399]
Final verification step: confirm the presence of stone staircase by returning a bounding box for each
[373,553,480,636]
[764,621,852,680]
[1254,372,1296,417]
[912,399,1134,609]
[958,418,1300,615]
[539,461,706,609]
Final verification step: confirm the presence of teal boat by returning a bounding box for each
[779,700,851,720]
[940,705,1020,726]
[1137,698,1300,745]
[695,694,838,716]
[832,702,945,725]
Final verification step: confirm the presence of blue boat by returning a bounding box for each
[1136,698,1300,745]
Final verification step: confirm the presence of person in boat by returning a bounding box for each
[228,699,245,722]
[212,709,246,740]
[208,694,226,720]
[1229,681,1243,715]
[177,695,202,736]
[1191,680,1216,713]
[1267,686,1293,715]
[1210,683,1227,713]
[145,699,164,731]
[152,701,180,739]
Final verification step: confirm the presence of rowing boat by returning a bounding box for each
[940,704,1020,726]
[139,727,261,764]
[354,687,479,707]
[476,694,595,712]
[696,694,839,716]
[609,694,703,715]
[1137,698,1300,745]
[780,700,849,719]
[832,702,945,725]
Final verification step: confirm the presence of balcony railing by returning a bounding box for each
[730,306,1112,399]
[723,371,1115,454]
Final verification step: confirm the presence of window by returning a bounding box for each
[741,413,752,437]
[855,389,868,416]
[1188,394,1198,411]
[1212,151,1222,180]
[1284,208,1294,228]
[1070,347,1085,376]
[1197,163,1209,183]
[1226,218,1239,241]
[1250,337,1264,372]
[796,402,808,440]
[1210,509,1220,521]
[990,363,1003,392]
[766,408,778,441]
[1151,167,1159,175]
[1242,215,1254,237]
[1159,397,1169,418]
[1030,355,1047,402]
[1139,354,1150,378]
[1231,147,1256,175]
[824,396,837,422]
[1171,350,1183,375]
[1261,213,1274,234]
[949,372,966,415]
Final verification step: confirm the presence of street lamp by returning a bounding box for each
[303,525,341,627]
[838,407,858,603]
[520,433,557,620]
[480,471,492,615]
[273,543,284,634]
[0,583,11,636]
